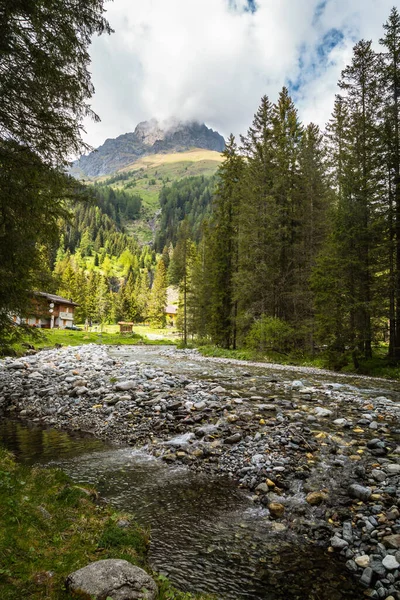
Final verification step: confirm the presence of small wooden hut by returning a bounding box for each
[118,321,134,334]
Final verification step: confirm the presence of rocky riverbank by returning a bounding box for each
[1,344,400,599]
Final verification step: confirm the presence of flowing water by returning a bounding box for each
[2,347,400,599]
[0,420,361,600]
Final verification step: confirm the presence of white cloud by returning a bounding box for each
[83,0,398,148]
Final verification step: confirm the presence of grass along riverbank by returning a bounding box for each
[0,447,212,600]
[196,344,400,380]
[3,325,177,357]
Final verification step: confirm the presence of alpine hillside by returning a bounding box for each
[71,119,225,178]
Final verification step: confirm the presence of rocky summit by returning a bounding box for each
[71,119,225,178]
[1,344,400,599]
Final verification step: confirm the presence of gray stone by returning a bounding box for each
[360,567,373,587]
[371,469,386,483]
[291,380,304,389]
[66,559,157,599]
[255,483,269,494]
[194,401,207,410]
[385,464,400,475]
[382,555,400,570]
[211,386,226,394]
[346,559,358,573]
[314,407,333,418]
[330,536,349,549]
[224,433,242,444]
[251,454,265,465]
[370,556,386,576]
[333,418,348,427]
[115,381,136,391]
[342,521,354,543]
[348,484,372,501]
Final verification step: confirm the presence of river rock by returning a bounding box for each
[383,535,400,549]
[330,536,349,550]
[314,407,333,418]
[223,433,242,444]
[306,491,327,506]
[211,386,226,394]
[382,555,400,570]
[268,502,285,518]
[359,566,373,587]
[194,401,207,410]
[348,483,372,501]
[65,559,157,599]
[355,555,370,568]
[385,463,400,475]
[291,380,304,389]
[115,381,136,391]
[371,469,386,483]
[333,418,348,427]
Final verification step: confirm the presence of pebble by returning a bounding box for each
[348,484,372,501]
[382,555,400,570]
[331,536,349,550]
[355,555,370,568]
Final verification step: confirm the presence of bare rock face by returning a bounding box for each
[66,559,157,600]
[70,119,225,178]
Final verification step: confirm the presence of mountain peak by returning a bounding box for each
[71,119,225,178]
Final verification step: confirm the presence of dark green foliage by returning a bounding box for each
[0,142,87,334]
[0,0,111,163]
[92,185,142,222]
[155,175,215,251]
[245,316,295,354]
[147,258,167,327]
[0,0,111,341]
[188,91,330,351]
[380,7,400,359]
[183,11,400,372]
[203,135,244,348]
[313,40,385,365]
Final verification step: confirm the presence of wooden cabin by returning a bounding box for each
[16,292,79,329]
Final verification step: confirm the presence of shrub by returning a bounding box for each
[245,315,295,354]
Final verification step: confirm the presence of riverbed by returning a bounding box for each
[0,345,399,599]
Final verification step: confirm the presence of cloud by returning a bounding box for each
[83,0,397,149]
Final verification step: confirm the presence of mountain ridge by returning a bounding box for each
[71,119,225,178]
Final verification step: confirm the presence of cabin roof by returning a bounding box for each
[33,292,79,307]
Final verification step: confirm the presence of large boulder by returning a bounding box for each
[66,559,157,600]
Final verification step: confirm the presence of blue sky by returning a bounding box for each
[84,0,398,148]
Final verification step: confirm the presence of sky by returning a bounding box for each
[83,0,398,149]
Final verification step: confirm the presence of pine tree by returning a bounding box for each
[205,135,244,347]
[296,123,332,349]
[236,95,277,333]
[270,87,303,322]
[135,270,150,323]
[380,7,400,359]
[338,40,383,360]
[168,220,193,344]
[147,259,167,328]
[186,234,210,341]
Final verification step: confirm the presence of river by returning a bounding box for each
[3,345,399,599]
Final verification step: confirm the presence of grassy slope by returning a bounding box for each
[0,449,212,600]
[96,149,223,243]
